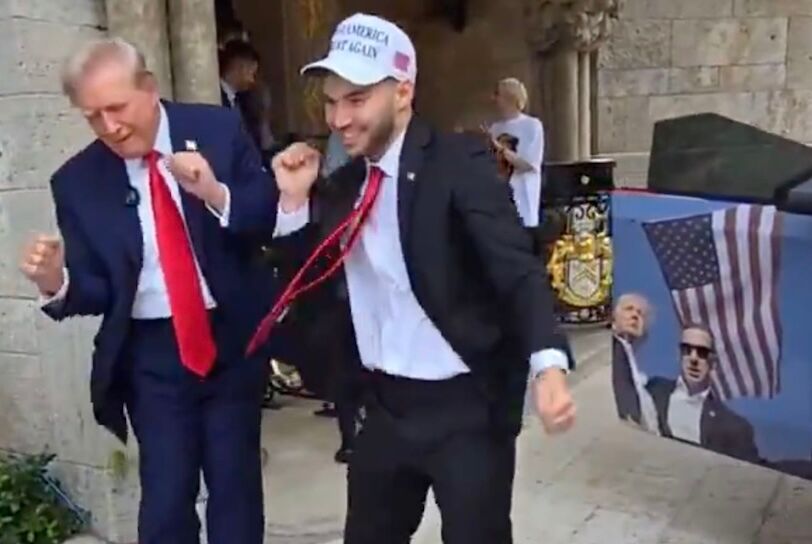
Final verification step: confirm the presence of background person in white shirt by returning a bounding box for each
[487,77,545,236]
[262,13,575,544]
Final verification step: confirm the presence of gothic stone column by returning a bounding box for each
[578,50,592,158]
[105,0,173,98]
[167,0,221,104]
[524,0,620,161]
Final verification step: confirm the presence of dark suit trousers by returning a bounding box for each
[344,373,516,544]
[121,314,267,544]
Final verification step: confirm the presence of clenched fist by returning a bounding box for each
[165,152,227,213]
[533,368,576,435]
[20,234,65,296]
[271,142,321,212]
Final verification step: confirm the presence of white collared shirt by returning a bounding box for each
[126,105,217,318]
[276,129,567,380]
[668,377,709,444]
[489,113,544,227]
[44,104,224,319]
[220,80,237,108]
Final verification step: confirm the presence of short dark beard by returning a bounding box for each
[365,110,397,162]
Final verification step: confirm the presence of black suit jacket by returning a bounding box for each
[275,117,572,435]
[612,336,643,425]
[647,378,761,464]
[43,101,280,442]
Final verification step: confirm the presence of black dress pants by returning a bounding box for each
[344,372,517,544]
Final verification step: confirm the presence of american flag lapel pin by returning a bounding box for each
[407,171,416,181]
[185,140,198,152]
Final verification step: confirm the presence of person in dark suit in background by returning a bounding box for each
[647,324,761,464]
[218,40,263,147]
[294,267,364,463]
[20,38,280,544]
[219,39,260,110]
[251,13,576,544]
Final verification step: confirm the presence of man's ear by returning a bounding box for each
[395,80,414,110]
[137,71,158,93]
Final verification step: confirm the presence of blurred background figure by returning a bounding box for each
[488,77,545,252]
[218,41,262,147]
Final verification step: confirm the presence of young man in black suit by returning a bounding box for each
[251,13,576,544]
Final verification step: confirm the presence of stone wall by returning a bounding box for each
[404,0,538,131]
[0,1,141,541]
[598,0,812,187]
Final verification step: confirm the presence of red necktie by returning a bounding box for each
[246,166,384,356]
[146,151,217,376]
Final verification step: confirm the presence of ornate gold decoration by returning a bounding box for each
[523,0,622,53]
[547,199,612,313]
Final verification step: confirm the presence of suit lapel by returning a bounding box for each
[318,158,366,237]
[165,103,208,270]
[318,119,431,258]
[396,119,431,262]
[94,145,143,268]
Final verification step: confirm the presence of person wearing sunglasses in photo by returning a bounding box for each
[646,323,761,464]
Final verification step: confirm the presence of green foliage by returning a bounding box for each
[0,453,85,544]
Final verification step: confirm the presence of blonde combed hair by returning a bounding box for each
[61,37,148,101]
[498,77,529,111]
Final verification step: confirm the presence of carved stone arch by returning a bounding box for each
[521,0,621,160]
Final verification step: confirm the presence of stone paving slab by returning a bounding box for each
[265,335,812,544]
[65,330,812,543]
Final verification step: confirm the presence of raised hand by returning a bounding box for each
[271,142,321,212]
[166,152,227,212]
[20,234,65,296]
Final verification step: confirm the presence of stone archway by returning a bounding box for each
[102,0,620,161]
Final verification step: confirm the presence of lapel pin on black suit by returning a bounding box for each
[406,172,416,181]
[185,140,198,152]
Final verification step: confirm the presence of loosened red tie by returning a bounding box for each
[246,166,384,356]
[146,151,217,376]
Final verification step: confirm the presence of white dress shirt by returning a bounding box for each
[44,104,228,319]
[668,378,708,444]
[275,128,567,380]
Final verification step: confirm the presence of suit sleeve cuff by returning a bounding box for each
[39,267,69,308]
[274,200,310,237]
[207,183,231,228]
[529,348,569,378]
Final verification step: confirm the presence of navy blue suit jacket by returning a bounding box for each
[43,101,280,442]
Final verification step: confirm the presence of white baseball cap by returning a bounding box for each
[301,13,417,86]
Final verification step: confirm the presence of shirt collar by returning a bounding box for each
[367,126,407,179]
[125,103,171,167]
[499,112,524,123]
[220,80,237,105]
[675,376,710,401]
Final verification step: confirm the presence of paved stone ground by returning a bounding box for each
[68,328,812,543]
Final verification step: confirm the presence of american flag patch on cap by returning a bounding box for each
[394,51,410,71]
